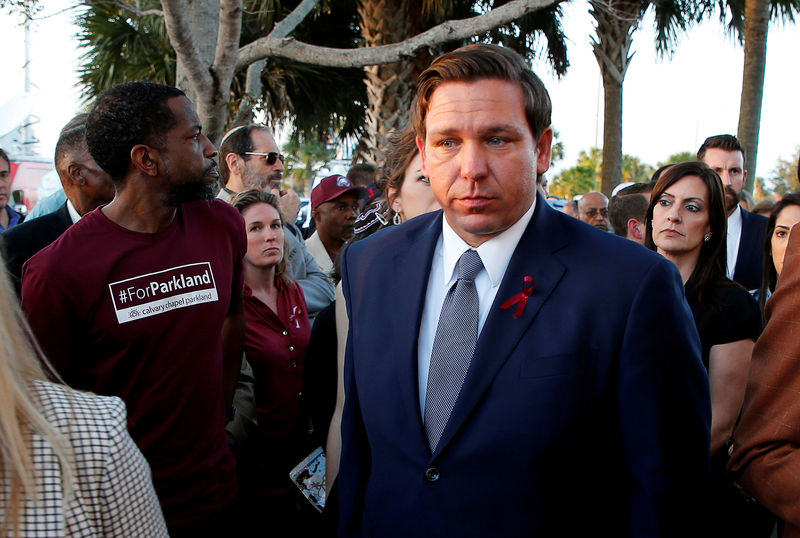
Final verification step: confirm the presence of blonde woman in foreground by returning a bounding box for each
[0,255,167,537]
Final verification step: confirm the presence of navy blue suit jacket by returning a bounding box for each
[338,195,711,537]
[1,202,72,296]
[733,208,768,291]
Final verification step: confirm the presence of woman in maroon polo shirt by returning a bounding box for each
[232,189,311,534]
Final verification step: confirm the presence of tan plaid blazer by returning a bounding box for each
[730,222,800,536]
[0,381,168,537]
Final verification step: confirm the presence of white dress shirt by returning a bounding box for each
[726,205,743,280]
[417,200,536,418]
[66,199,82,224]
[305,230,335,280]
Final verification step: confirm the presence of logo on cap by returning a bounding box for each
[337,176,351,187]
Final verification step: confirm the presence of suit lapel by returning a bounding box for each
[388,212,443,446]
[431,197,569,457]
[734,209,762,287]
[737,209,757,263]
[737,209,748,262]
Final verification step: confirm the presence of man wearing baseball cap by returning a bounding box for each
[306,174,363,278]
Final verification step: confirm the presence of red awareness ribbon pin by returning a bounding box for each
[500,276,534,319]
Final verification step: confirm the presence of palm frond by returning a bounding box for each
[75,1,175,99]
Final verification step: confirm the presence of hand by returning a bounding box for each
[273,186,301,223]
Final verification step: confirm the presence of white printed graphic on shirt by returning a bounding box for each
[108,262,218,324]
[289,305,302,329]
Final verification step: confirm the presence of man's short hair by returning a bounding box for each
[218,125,270,182]
[60,113,88,135]
[609,193,649,237]
[565,200,578,215]
[86,82,185,182]
[697,134,745,161]
[412,44,551,141]
[578,191,608,208]
[751,198,775,216]
[651,164,672,183]
[55,113,90,171]
[54,124,88,172]
[617,182,654,196]
[740,189,755,208]
[0,148,9,165]
[347,163,376,187]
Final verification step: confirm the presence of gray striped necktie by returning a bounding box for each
[424,248,484,451]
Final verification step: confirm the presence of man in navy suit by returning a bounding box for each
[2,116,114,295]
[698,134,768,290]
[338,44,711,537]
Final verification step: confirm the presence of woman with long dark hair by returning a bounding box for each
[646,161,772,536]
[755,193,800,314]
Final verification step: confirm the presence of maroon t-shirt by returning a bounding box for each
[243,278,310,496]
[21,200,245,528]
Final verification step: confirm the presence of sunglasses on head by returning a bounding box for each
[244,152,285,165]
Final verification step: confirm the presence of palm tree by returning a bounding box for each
[731,0,799,191]
[550,147,603,198]
[75,0,367,143]
[587,0,798,196]
[76,2,176,94]
[76,0,569,158]
[737,0,770,191]
[283,135,336,195]
[589,0,698,195]
[356,0,570,165]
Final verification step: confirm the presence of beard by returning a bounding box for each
[167,182,216,206]
[242,167,268,191]
[166,163,217,206]
[724,186,740,212]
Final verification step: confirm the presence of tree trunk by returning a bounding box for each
[599,75,623,195]
[357,0,418,166]
[160,0,562,144]
[589,0,637,196]
[163,0,242,142]
[736,0,770,193]
[175,0,220,106]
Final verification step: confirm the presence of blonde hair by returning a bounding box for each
[0,256,74,534]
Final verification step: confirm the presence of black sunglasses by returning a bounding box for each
[244,151,285,165]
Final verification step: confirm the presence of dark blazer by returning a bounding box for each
[338,195,711,538]
[1,202,72,295]
[733,208,768,291]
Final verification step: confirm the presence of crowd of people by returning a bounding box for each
[1,43,800,537]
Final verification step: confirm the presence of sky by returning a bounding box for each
[1,2,798,184]
[532,3,800,182]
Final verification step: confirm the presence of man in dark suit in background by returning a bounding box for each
[338,44,711,537]
[698,134,768,290]
[2,115,114,294]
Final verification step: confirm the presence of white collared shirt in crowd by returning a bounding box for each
[727,204,743,280]
[67,199,82,224]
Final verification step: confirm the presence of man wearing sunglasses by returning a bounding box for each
[218,125,334,322]
[217,124,334,455]
[218,125,287,204]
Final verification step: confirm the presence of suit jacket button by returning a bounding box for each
[425,467,440,482]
